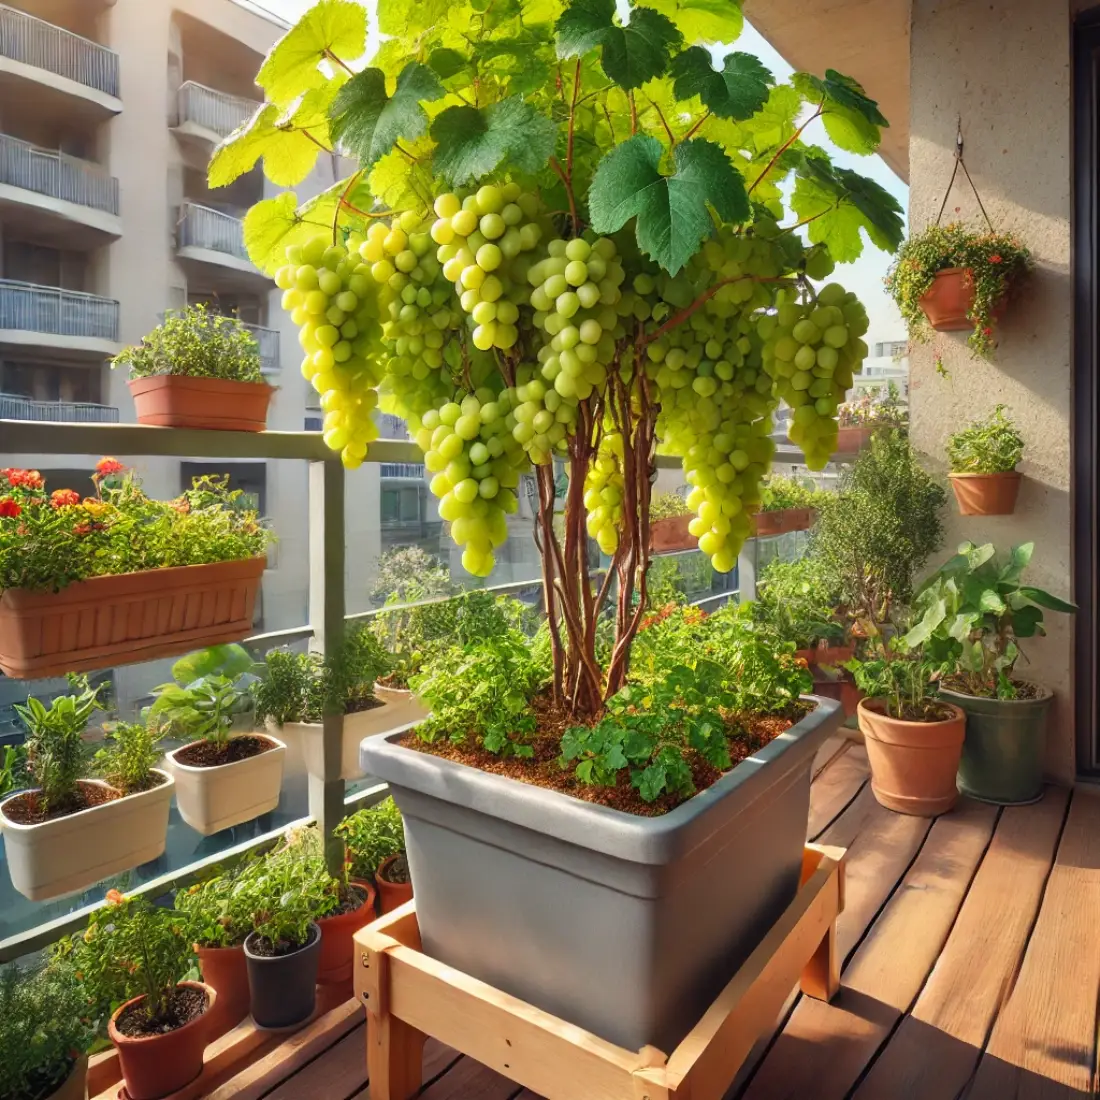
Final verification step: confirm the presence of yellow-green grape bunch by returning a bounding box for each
[416,388,529,577]
[583,429,624,555]
[431,183,544,352]
[275,235,384,469]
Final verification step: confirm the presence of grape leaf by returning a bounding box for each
[208,105,313,188]
[556,0,682,91]
[257,0,367,105]
[428,47,470,79]
[647,0,742,43]
[380,0,453,37]
[589,134,747,274]
[670,48,772,120]
[741,83,801,153]
[368,139,436,214]
[792,69,888,155]
[330,62,444,168]
[431,97,557,185]
[244,192,330,274]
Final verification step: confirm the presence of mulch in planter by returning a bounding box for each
[940,676,1042,701]
[115,986,207,1039]
[380,854,410,884]
[2,779,122,825]
[173,735,277,769]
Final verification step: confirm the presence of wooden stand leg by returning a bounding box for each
[800,921,840,1002]
[367,1008,426,1100]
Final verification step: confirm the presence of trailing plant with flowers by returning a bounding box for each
[837,383,908,431]
[0,460,270,593]
[885,222,1031,357]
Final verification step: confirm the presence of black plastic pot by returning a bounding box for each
[940,684,1052,805]
[244,922,321,1029]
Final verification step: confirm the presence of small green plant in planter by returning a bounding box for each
[753,557,847,658]
[335,797,411,912]
[95,720,167,795]
[0,743,27,799]
[946,405,1025,515]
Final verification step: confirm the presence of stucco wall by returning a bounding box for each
[909,0,1076,781]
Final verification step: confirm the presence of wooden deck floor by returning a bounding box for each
[191,737,1100,1100]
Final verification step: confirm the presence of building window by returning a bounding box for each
[381,486,422,525]
[0,360,101,404]
[874,340,908,358]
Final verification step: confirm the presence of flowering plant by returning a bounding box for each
[837,383,908,430]
[885,222,1031,357]
[0,461,270,594]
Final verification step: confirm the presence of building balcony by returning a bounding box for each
[380,462,426,479]
[0,279,120,356]
[173,80,261,146]
[176,201,269,288]
[0,392,117,422]
[241,321,280,375]
[0,4,121,120]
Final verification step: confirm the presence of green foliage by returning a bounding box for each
[753,556,845,650]
[0,959,95,1100]
[369,545,456,606]
[334,797,406,880]
[649,490,692,520]
[886,222,1031,358]
[792,69,889,155]
[759,474,828,512]
[175,858,263,950]
[946,404,1024,475]
[0,744,27,800]
[905,541,1076,699]
[111,305,264,384]
[644,553,712,608]
[670,50,772,121]
[94,721,165,794]
[846,638,946,722]
[837,382,907,430]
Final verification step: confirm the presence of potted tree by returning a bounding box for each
[0,464,269,679]
[0,678,173,902]
[112,304,275,431]
[886,222,1031,354]
[946,404,1025,515]
[0,959,95,1100]
[335,796,411,913]
[753,475,825,537]
[906,541,1076,804]
[648,492,695,552]
[154,645,286,836]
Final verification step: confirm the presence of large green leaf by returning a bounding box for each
[999,542,1034,583]
[1019,586,1078,614]
[431,97,557,185]
[647,0,742,43]
[257,0,367,105]
[793,69,887,156]
[209,103,321,188]
[902,596,946,648]
[243,192,332,274]
[556,0,682,91]
[588,134,747,274]
[741,84,801,153]
[330,62,444,168]
[670,48,772,120]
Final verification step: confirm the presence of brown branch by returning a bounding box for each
[681,110,710,143]
[748,103,823,195]
[535,464,564,705]
[324,49,356,77]
[549,157,579,235]
[645,95,676,146]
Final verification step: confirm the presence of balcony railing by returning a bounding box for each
[0,132,119,215]
[176,81,261,139]
[381,462,426,478]
[0,4,119,98]
[0,279,119,341]
[177,202,251,264]
[0,392,118,422]
[241,321,280,373]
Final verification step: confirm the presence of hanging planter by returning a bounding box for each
[752,507,814,537]
[947,405,1025,515]
[648,513,694,552]
[128,375,274,432]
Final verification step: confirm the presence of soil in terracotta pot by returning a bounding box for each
[2,779,122,825]
[376,672,412,690]
[174,735,276,768]
[941,676,1041,700]
[323,882,370,918]
[114,986,207,1038]
[403,695,808,817]
[380,854,410,884]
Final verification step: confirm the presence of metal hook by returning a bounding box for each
[955,118,964,160]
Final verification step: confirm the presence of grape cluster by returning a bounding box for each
[583,429,625,555]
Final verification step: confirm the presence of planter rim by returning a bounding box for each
[857,696,965,730]
[243,920,320,962]
[0,770,173,834]
[195,939,247,954]
[166,734,285,776]
[360,694,841,861]
[939,682,1053,707]
[377,852,408,883]
[107,980,214,1048]
[948,470,1021,481]
[127,375,275,395]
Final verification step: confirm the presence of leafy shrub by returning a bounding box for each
[753,556,846,649]
[175,859,262,950]
[947,405,1024,474]
[111,304,264,383]
[95,720,166,794]
[759,475,829,512]
[335,797,405,881]
[837,383,908,430]
[649,491,691,521]
[368,546,456,607]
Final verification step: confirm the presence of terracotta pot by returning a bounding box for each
[834,426,875,455]
[0,771,173,902]
[649,514,695,553]
[376,854,414,914]
[0,557,264,680]
[317,879,377,984]
[128,375,274,432]
[108,981,215,1100]
[752,507,814,538]
[857,697,965,816]
[949,472,1022,516]
[919,267,977,331]
[42,1055,87,1100]
[793,649,815,666]
[840,680,864,719]
[195,943,250,1036]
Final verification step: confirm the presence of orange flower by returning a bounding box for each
[5,469,43,490]
[0,497,20,518]
[95,457,125,477]
[989,254,1003,264]
[50,488,81,509]
[105,888,125,905]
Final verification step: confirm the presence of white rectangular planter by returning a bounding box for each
[0,771,174,902]
[167,734,285,836]
[373,684,430,730]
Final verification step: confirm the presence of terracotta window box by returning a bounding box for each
[128,375,274,432]
[752,507,815,537]
[649,513,695,553]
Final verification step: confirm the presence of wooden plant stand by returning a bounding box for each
[354,843,845,1100]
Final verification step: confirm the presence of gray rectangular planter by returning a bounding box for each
[360,695,842,1053]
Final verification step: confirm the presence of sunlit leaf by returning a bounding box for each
[670,48,772,120]
[431,97,556,184]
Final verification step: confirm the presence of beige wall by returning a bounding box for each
[908,0,1076,781]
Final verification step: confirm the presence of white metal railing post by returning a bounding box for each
[0,280,119,341]
[178,202,250,262]
[177,80,259,138]
[0,133,119,215]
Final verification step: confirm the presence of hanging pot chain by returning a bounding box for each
[935,119,996,231]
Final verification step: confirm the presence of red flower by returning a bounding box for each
[50,488,80,509]
[95,457,125,477]
[0,497,21,518]
[989,254,1003,264]
[6,469,43,490]
[73,523,92,536]
[105,888,125,906]
[982,326,993,336]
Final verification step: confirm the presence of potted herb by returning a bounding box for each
[112,304,274,431]
[946,404,1025,515]
[0,742,27,799]
[886,222,1031,355]
[334,796,410,913]
[0,464,269,679]
[906,541,1075,804]
[254,625,393,781]
[648,491,694,552]
[0,959,95,1100]
[0,677,173,902]
[753,557,848,666]
[154,645,286,836]
[752,475,825,537]
[834,384,908,454]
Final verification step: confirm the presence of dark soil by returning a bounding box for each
[402,694,807,817]
[2,780,121,826]
[325,882,369,917]
[380,854,410,884]
[115,986,207,1038]
[248,926,316,958]
[174,735,276,769]
[941,676,1043,701]
[346,696,384,716]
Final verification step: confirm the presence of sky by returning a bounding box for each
[253,0,910,348]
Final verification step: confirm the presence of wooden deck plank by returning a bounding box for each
[261,1023,368,1099]
[414,1055,523,1100]
[346,1037,461,1099]
[806,744,869,841]
[965,790,1100,1100]
[812,737,850,779]
[854,788,1069,1100]
[739,799,997,1100]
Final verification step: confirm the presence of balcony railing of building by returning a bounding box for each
[241,321,280,374]
[0,3,119,98]
[0,279,119,341]
[176,81,261,139]
[0,133,119,216]
[381,462,426,478]
[177,202,251,263]
[0,392,118,423]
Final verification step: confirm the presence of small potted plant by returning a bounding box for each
[112,304,274,431]
[647,491,694,552]
[946,405,1025,515]
[0,678,174,902]
[886,222,1031,354]
[335,796,410,913]
[154,645,286,836]
[0,958,95,1100]
[834,385,908,455]
[752,475,825,537]
[907,541,1075,804]
[0,465,269,679]
[753,557,849,667]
